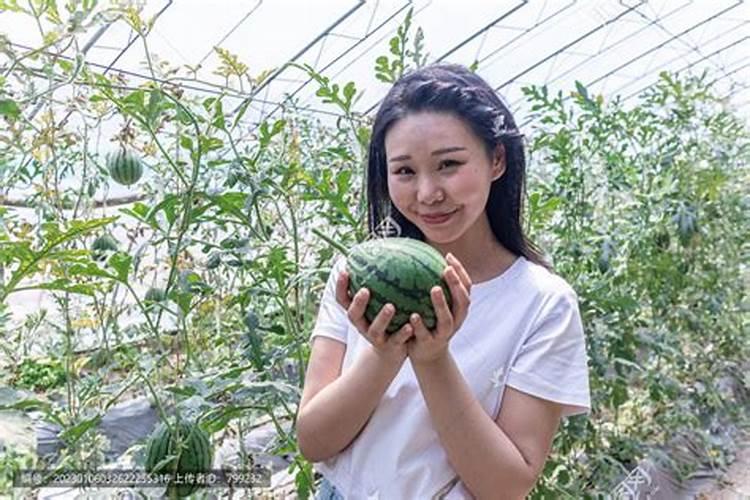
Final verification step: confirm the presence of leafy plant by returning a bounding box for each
[374,8,428,83]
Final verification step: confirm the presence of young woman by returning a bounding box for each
[296,63,591,499]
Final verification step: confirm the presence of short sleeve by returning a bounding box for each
[506,289,591,418]
[310,255,349,344]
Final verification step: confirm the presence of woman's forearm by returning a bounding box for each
[297,344,404,462]
[412,352,535,499]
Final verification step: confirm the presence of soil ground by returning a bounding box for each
[697,443,750,499]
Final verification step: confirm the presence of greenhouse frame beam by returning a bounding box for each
[524,0,694,94]
[265,1,414,122]
[9,41,355,123]
[435,0,529,62]
[516,1,748,128]
[477,0,577,68]
[229,0,367,117]
[363,0,538,116]
[494,0,647,91]
[620,34,750,103]
[583,1,745,90]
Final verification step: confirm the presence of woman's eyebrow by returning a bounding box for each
[388,146,466,163]
[431,146,466,155]
[388,154,411,162]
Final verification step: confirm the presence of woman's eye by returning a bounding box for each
[395,167,413,175]
[441,160,460,169]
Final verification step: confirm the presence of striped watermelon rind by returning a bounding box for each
[347,237,452,333]
[91,234,118,261]
[144,287,167,303]
[144,421,213,498]
[107,149,144,186]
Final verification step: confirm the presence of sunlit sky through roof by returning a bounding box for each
[3,0,748,125]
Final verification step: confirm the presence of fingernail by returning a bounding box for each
[447,252,454,261]
[411,313,419,323]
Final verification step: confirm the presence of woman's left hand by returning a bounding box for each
[407,253,472,365]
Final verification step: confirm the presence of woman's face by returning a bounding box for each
[385,111,504,246]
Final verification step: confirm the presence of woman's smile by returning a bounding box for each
[421,208,460,225]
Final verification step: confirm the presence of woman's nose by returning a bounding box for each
[416,178,445,205]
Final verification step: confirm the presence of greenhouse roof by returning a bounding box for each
[2,0,748,126]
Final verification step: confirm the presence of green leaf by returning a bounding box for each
[342,82,356,109]
[0,398,54,414]
[146,194,181,227]
[145,88,164,127]
[0,0,27,13]
[59,414,102,444]
[119,202,156,228]
[68,261,116,280]
[28,280,97,296]
[207,192,250,223]
[575,80,588,101]
[0,98,21,120]
[107,252,132,282]
[212,98,225,130]
[180,135,194,152]
[1,218,116,301]
[121,89,146,117]
[232,99,251,129]
[199,136,224,152]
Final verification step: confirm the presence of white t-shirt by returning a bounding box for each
[309,253,591,499]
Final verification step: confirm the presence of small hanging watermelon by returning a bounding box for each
[107,148,144,186]
[91,234,118,261]
[144,287,167,304]
[145,420,213,498]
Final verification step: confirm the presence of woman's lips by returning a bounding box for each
[421,209,457,225]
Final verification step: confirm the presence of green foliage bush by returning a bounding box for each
[522,72,749,496]
[0,5,747,499]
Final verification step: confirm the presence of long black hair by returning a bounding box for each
[366,63,548,268]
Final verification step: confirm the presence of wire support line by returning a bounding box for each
[103,0,174,76]
[583,1,745,90]
[7,42,360,123]
[270,0,413,121]
[515,0,747,128]
[477,0,578,68]
[494,0,647,92]
[620,34,750,102]
[229,0,367,116]
[196,0,263,68]
[627,0,737,84]
[531,0,695,92]
[435,0,529,62]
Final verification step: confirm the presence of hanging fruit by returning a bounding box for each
[144,287,167,304]
[91,234,118,261]
[144,420,213,498]
[107,148,144,186]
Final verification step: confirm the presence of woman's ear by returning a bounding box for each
[491,144,506,181]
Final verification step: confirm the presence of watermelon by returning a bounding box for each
[144,287,167,304]
[205,252,222,269]
[346,237,452,334]
[107,149,143,186]
[91,234,118,261]
[145,421,212,498]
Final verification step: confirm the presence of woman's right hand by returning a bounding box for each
[336,268,414,364]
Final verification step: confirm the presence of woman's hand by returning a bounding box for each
[407,253,472,365]
[336,268,414,365]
